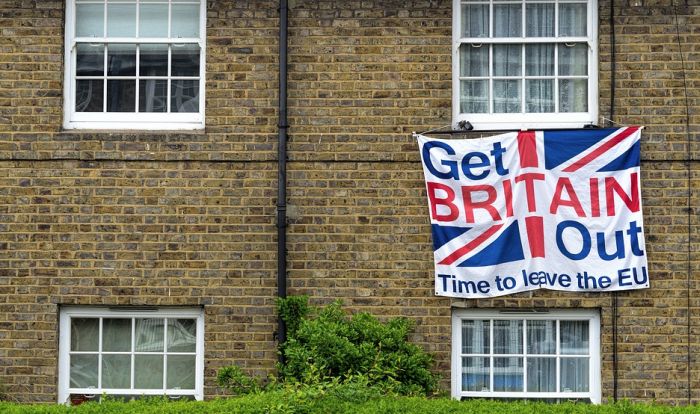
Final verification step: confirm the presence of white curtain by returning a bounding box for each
[559,44,588,112]
[561,358,589,392]
[493,44,521,113]
[462,320,490,391]
[526,3,554,37]
[461,4,489,38]
[560,321,590,392]
[526,320,556,392]
[493,4,521,37]
[559,3,587,36]
[527,357,556,392]
[493,320,523,392]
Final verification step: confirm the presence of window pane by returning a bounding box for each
[560,320,589,354]
[76,80,104,112]
[140,44,168,76]
[493,320,523,353]
[76,44,104,76]
[71,318,99,351]
[107,44,136,76]
[167,355,196,389]
[139,80,167,112]
[135,319,165,352]
[76,3,104,38]
[493,4,522,37]
[139,4,168,38]
[70,354,98,388]
[171,80,199,113]
[168,319,197,352]
[462,356,489,392]
[134,355,164,389]
[526,3,554,37]
[460,80,488,114]
[103,319,131,352]
[493,44,520,76]
[171,44,200,76]
[527,320,555,354]
[107,4,136,37]
[493,80,521,113]
[102,354,131,389]
[461,4,489,38]
[493,357,522,392]
[107,80,136,112]
[558,44,587,76]
[561,357,589,392]
[525,44,553,76]
[559,3,587,37]
[559,79,588,112]
[462,320,490,354]
[171,4,200,38]
[527,357,556,392]
[460,44,488,77]
[526,79,554,112]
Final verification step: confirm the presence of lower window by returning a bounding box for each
[58,307,204,404]
[451,309,600,403]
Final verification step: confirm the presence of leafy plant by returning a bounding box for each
[276,294,310,338]
[216,365,265,396]
[275,297,438,396]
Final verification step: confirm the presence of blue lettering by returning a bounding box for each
[461,151,490,180]
[597,230,625,261]
[422,142,459,180]
[556,220,591,260]
[618,268,632,287]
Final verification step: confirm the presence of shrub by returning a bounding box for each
[216,365,264,395]
[0,396,697,414]
[276,297,438,396]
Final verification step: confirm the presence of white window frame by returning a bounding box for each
[58,306,205,404]
[63,0,206,130]
[452,0,599,130]
[451,309,601,403]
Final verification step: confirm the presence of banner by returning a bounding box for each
[417,127,649,299]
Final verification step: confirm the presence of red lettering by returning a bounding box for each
[605,172,640,216]
[503,179,513,218]
[427,182,459,221]
[515,173,545,212]
[550,177,585,217]
[589,177,600,217]
[462,185,500,224]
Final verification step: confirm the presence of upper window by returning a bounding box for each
[451,309,600,403]
[452,0,598,130]
[63,0,205,130]
[58,307,204,404]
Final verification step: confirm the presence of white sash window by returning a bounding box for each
[453,0,598,130]
[58,307,205,404]
[452,309,601,403]
[63,0,205,129]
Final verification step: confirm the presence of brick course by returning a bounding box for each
[0,0,698,405]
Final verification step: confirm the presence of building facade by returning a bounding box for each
[0,0,698,404]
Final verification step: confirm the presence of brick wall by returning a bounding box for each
[0,0,698,404]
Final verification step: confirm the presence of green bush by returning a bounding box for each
[2,396,699,414]
[216,365,265,395]
[276,297,438,396]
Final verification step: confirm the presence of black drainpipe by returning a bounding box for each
[610,0,618,403]
[276,0,289,353]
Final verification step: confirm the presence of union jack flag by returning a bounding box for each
[417,127,647,298]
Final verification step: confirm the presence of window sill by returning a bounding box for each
[453,113,599,131]
[62,122,205,132]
